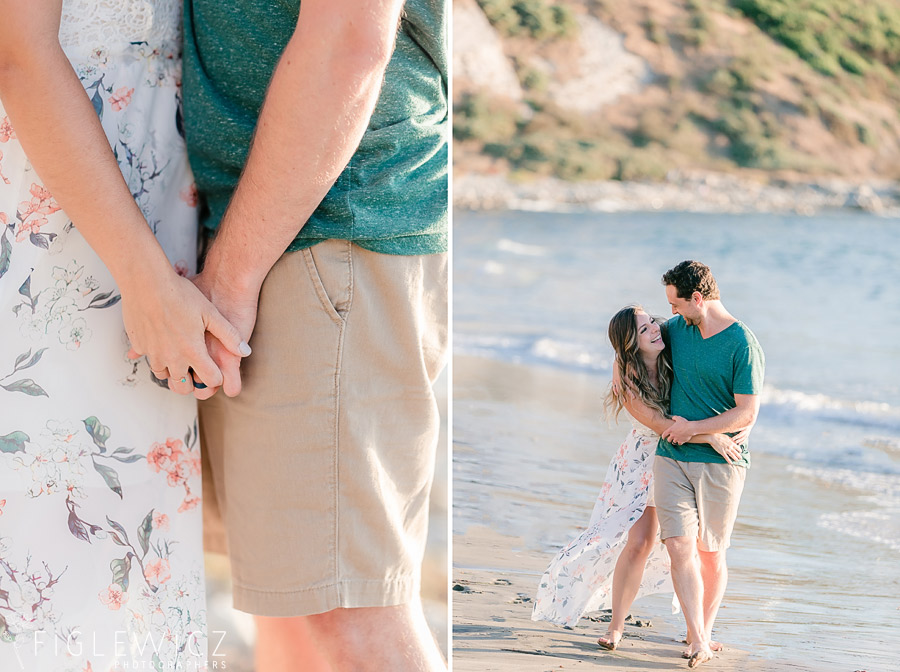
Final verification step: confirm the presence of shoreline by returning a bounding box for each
[451,352,897,671]
[453,170,900,216]
[452,526,814,672]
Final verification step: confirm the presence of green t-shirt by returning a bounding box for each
[656,315,765,467]
[182,0,448,255]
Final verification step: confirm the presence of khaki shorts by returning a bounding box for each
[199,239,448,617]
[653,456,747,552]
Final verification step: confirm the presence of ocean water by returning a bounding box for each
[453,210,900,670]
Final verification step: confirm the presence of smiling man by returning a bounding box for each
[655,260,765,667]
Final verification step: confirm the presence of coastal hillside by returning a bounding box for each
[453,0,900,187]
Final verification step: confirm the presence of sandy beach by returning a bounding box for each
[452,526,814,672]
[452,334,898,672]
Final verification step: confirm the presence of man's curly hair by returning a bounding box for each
[662,260,720,300]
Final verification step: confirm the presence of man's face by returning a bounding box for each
[665,285,702,325]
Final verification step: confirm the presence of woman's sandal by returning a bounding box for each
[597,631,622,651]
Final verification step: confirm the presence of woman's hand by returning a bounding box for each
[731,425,753,446]
[662,415,696,445]
[705,433,743,465]
[121,267,249,395]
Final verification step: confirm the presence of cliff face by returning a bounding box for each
[454,0,524,101]
[453,0,900,184]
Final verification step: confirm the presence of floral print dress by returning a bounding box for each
[532,416,675,628]
[0,2,207,670]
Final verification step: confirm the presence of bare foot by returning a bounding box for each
[687,645,714,668]
[597,629,623,651]
[683,640,722,657]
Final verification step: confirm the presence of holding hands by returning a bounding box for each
[188,263,263,400]
[664,415,754,464]
[121,263,253,398]
[661,415,696,445]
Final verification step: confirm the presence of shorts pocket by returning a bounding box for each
[302,240,353,325]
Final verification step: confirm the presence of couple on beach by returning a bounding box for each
[533,261,765,668]
[0,1,447,670]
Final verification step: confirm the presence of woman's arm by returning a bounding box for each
[0,0,245,391]
[614,368,747,462]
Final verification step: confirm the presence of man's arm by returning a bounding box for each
[193,0,406,398]
[661,393,760,444]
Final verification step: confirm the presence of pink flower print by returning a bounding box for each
[99,583,129,610]
[152,512,170,531]
[147,438,184,475]
[178,493,200,513]
[109,87,135,111]
[166,461,190,487]
[179,183,198,208]
[0,116,14,142]
[0,150,9,185]
[15,215,48,242]
[144,558,171,585]
[598,482,612,502]
[18,183,61,217]
[187,450,201,477]
[641,472,651,489]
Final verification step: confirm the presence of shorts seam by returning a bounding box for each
[231,577,414,596]
[333,242,353,588]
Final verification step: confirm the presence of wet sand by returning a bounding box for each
[452,355,897,671]
[452,527,813,672]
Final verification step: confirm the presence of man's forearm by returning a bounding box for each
[203,0,404,292]
[688,405,755,435]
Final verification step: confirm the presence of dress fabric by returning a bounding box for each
[0,2,207,669]
[532,417,674,628]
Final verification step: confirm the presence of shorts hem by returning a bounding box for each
[231,576,419,617]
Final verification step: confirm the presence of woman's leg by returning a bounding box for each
[599,506,659,647]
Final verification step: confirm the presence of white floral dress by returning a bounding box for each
[532,416,674,628]
[0,2,207,670]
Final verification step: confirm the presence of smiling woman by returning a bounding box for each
[452,210,900,671]
[530,301,747,660]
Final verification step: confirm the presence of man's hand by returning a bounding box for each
[190,268,261,399]
[121,269,249,396]
[661,415,696,445]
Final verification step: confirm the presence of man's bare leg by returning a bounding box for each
[664,536,712,666]
[255,599,446,672]
[698,549,728,643]
[254,614,332,672]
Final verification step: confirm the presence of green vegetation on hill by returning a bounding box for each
[476,0,579,40]
[455,0,900,182]
[735,0,900,77]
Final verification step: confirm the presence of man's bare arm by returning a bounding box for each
[193,0,406,398]
[661,393,760,444]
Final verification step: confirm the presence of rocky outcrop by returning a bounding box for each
[453,0,523,101]
[543,16,653,113]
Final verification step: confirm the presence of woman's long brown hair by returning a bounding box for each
[603,305,672,422]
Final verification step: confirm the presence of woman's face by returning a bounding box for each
[635,311,664,357]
